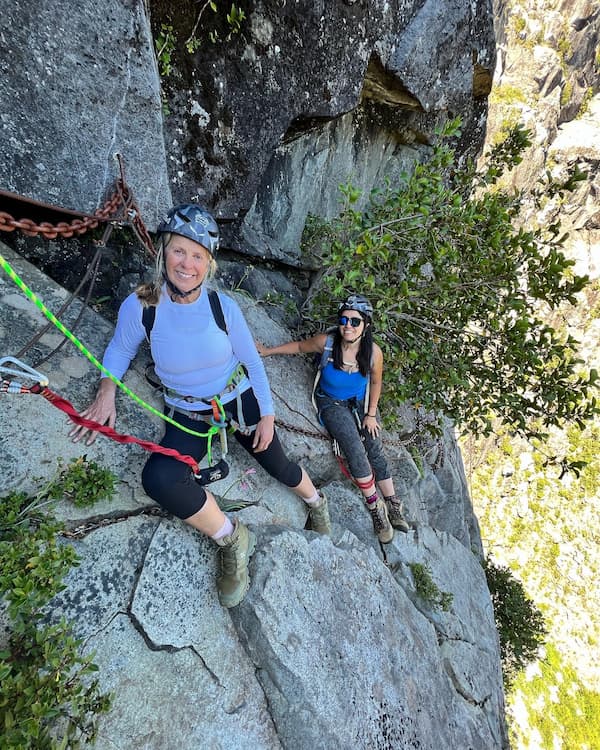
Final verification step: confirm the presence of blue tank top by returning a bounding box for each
[319,361,368,401]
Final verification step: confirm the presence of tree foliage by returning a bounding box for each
[483,558,547,687]
[0,463,114,748]
[509,643,600,749]
[303,118,598,440]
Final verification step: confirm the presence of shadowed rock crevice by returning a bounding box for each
[62,505,169,539]
[362,55,423,110]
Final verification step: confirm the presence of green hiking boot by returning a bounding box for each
[367,499,394,543]
[385,495,410,533]
[307,490,332,535]
[216,519,256,608]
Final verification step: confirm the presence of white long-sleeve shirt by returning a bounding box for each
[102,286,275,416]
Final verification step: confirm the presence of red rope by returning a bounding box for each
[336,453,353,480]
[30,384,200,474]
[334,453,375,490]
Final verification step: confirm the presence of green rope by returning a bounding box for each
[0,251,220,452]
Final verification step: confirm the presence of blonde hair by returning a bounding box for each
[136,232,218,307]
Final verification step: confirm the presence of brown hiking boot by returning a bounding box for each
[367,499,394,543]
[385,495,410,532]
[215,519,256,608]
[307,491,332,535]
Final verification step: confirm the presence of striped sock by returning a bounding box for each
[366,492,378,505]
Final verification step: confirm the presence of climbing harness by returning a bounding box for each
[142,289,258,451]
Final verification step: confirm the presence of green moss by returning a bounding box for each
[490,84,528,107]
[561,80,573,108]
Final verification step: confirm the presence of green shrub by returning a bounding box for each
[0,464,114,747]
[483,557,547,686]
[408,562,453,611]
[46,456,116,507]
[302,118,597,440]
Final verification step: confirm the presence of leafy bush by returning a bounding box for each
[303,118,598,440]
[408,562,453,611]
[46,456,116,508]
[483,557,546,686]
[0,463,115,747]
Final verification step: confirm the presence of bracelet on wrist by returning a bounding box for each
[367,413,376,418]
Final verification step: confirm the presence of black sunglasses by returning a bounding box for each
[339,315,363,328]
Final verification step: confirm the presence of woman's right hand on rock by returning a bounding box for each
[69,379,117,446]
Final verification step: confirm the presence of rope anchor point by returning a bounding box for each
[0,356,49,387]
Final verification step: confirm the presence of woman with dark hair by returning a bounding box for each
[70,204,330,609]
[257,294,409,544]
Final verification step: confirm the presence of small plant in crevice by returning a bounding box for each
[0,487,112,748]
[186,2,246,50]
[153,2,247,80]
[154,22,176,78]
[408,562,453,611]
[46,456,116,508]
[217,468,261,511]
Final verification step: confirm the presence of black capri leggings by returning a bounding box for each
[142,387,302,519]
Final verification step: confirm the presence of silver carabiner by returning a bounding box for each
[0,356,49,387]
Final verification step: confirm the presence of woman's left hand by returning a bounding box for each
[253,414,275,452]
[363,414,380,437]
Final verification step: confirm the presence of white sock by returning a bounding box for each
[212,516,234,543]
[303,490,321,506]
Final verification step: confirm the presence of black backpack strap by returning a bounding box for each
[142,305,156,342]
[208,290,227,333]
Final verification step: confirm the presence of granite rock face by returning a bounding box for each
[1,0,494,254]
[157,0,495,263]
[0,0,170,227]
[0,243,507,748]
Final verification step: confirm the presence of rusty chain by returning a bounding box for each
[0,191,121,240]
[0,154,156,258]
[274,406,445,468]
[3,156,157,366]
[273,414,421,448]
[113,154,157,258]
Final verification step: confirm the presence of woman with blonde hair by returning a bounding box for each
[71,204,330,607]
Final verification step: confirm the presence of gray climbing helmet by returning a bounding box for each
[338,294,373,319]
[157,204,220,255]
